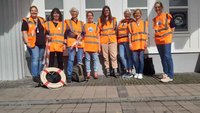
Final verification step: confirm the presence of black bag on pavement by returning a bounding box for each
[143,56,155,76]
[72,64,86,82]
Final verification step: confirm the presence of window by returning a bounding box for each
[169,0,188,31]
[45,0,64,21]
[127,0,148,20]
[85,0,105,22]
[128,0,147,7]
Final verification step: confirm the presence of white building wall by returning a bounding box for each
[22,0,200,53]
[0,0,200,80]
[20,0,200,74]
[0,0,32,80]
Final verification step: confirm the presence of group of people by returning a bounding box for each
[21,1,175,84]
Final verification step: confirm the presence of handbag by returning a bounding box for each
[143,56,155,76]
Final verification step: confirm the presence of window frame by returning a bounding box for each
[85,0,106,23]
[44,0,64,21]
[169,0,189,33]
[126,0,148,20]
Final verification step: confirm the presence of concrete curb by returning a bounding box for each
[1,96,200,106]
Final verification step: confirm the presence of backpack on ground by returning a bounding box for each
[72,64,86,82]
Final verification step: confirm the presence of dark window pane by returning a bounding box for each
[45,0,63,10]
[128,0,147,7]
[86,0,105,9]
[170,9,188,31]
[169,0,188,6]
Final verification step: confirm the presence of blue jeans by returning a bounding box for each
[119,42,133,70]
[66,47,83,80]
[157,44,174,79]
[27,46,45,77]
[132,50,144,74]
[85,52,99,73]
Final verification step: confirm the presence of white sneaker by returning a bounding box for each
[132,69,136,75]
[138,74,143,79]
[162,74,168,79]
[161,76,173,83]
[134,73,139,78]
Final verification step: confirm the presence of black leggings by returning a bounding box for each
[49,52,63,70]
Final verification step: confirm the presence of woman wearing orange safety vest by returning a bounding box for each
[45,8,67,70]
[84,11,100,80]
[65,7,85,83]
[117,9,134,78]
[98,6,119,77]
[21,6,46,83]
[128,9,148,80]
[153,2,175,83]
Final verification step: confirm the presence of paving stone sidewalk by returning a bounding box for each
[0,73,200,113]
[0,84,200,105]
[0,73,200,88]
[1,101,200,113]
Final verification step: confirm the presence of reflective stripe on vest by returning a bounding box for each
[132,38,146,42]
[154,14,172,38]
[118,34,128,37]
[84,23,98,38]
[118,28,127,31]
[26,18,37,38]
[155,32,173,38]
[155,14,168,33]
[51,40,64,44]
[130,21,147,37]
[100,33,116,36]
[117,22,128,38]
[85,35,97,38]
[69,20,83,34]
[101,19,115,31]
[47,21,64,36]
[102,28,114,31]
[25,17,45,48]
[131,32,147,36]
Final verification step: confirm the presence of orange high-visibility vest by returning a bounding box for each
[153,13,173,45]
[98,17,117,44]
[84,23,99,52]
[128,20,148,51]
[117,19,133,43]
[65,19,84,48]
[22,16,46,48]
[46,21,66,52]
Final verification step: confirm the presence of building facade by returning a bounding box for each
[0,0,200,80]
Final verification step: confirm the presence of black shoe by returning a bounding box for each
[35,82,43,88]
[113,68,119,77]
[67,79,72,83]
[33,76,41,83]
[122,72,128,76]
[105,69,110,77]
